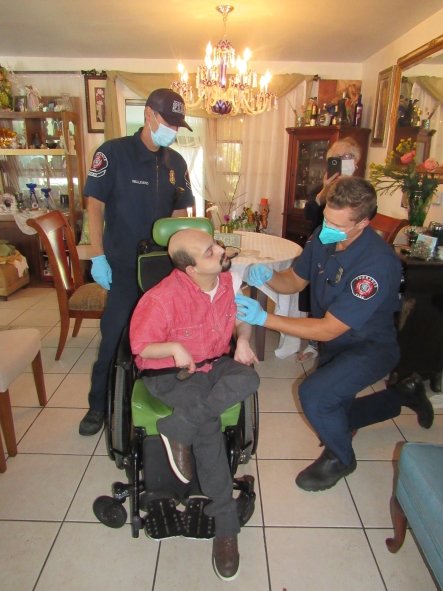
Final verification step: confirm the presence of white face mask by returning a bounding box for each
[341,159,356,176]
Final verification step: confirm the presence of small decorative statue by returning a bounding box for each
[25,85,41,111]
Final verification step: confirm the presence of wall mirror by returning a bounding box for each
[388,34,443,172]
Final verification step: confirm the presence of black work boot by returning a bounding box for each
[395,373,434,429]
[295,448,357,492]
[212,535,240,581]
[79,408,104,436]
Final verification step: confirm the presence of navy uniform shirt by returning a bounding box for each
[294,226,402,349]
[83,128,195,267]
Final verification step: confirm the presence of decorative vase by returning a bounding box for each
[219,224,233,233]
[407,190,432,227]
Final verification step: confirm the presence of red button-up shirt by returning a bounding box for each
[130,269,237,371]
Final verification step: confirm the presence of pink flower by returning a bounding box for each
[424,158,439,172]
[223,215,230,222]
[400,151,414,164]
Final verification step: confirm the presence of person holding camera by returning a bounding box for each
[236,177,433,492]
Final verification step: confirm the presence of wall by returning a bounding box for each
[361,7,443,225]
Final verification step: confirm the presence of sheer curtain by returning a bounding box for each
[412,78,443,161]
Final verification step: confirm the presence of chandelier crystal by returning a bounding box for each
[171,5,277,116]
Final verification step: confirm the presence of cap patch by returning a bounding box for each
[88,152,108,178]
[172,100,185,116]
[351,275,378,300]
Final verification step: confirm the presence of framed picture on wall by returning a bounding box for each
[371,66,397,147]
[84,74,107,133]
[13,96,27,112]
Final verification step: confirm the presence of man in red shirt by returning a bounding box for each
[130,228,260,581]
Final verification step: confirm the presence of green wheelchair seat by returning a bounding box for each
[131,378,241,436]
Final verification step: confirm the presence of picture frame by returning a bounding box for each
[47,101,55,111]
[13,95,27,112]
[84,75,107,133]
[371,66,397,147]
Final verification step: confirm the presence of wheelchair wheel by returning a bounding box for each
[112,364,133,470]
[239,391,259,465]
[93,496,127,529]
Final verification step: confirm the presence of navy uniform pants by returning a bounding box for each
[299,342,401,466]
[88,263,139,411]
[143,356,260,538]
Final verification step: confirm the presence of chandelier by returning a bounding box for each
[171,5,278,116]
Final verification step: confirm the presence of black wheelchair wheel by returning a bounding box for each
[93,495,127,529]
[239,391,259,464]
[113,364,132,470]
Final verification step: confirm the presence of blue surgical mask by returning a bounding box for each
[150,113,177,147]
[319,219,357,245]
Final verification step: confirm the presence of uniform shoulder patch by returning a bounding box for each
[351,275,378,300]
[88,151,108,178]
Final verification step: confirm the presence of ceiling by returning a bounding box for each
[1,1,442,64]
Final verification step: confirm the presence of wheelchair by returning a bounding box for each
[93,217,259,540]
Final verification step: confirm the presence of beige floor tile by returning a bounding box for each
[257,412,319,459]
[266,527,385,591]
[6,406,42,446]
[366,529,438,591]
[346,460,398,527]
[88,330,102,348]
[35,522,158,591]
[67,455,125,522]
[0,520,60,591]
[94,429,109,456]
[42,326,99,349]
[18,407,101,455]
[0,308,26,324]
[9,372,65,406]
[258,377,302,412]
[393,414,443,444]
[30,292,60,309]
[258,459,360,527]
[46,373,91,408]
[11,308,61,326]
[37,346,84,374]
[0,454,89,520]
[66,317,101,329]
[255,351,306,379]
[352,420,406,460]
[154,527,269,591]
[69,347,99,374]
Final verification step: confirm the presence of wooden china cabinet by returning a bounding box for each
[282,126,371,246]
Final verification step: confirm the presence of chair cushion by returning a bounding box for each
[0,328,41,391]
[69,283,107,311]
[397,442,443,588]
[131,378,241,436]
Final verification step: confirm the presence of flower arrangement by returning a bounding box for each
[206,176,250,231]
[369,138,441,227]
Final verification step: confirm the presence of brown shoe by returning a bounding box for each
[160,434,193,483]
[212,535,240,581]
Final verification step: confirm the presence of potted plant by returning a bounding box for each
[370,138,441,227]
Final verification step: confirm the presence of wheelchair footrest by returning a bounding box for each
[182,497,215,539]
[144,498,184,540]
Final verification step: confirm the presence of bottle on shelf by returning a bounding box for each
[309,97,318,126]
[353,94,363,126]
[331,103,340,125]
[317,103,331,126]
[338,92,349,124]
[403,99,414,126]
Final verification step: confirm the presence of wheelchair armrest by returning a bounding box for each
[116,325,133,371]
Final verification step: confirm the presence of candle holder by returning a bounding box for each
[26,183,39,209]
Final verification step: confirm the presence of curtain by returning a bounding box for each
[104,71,307,140]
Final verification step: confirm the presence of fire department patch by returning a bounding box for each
[169,170,176,185]
[351,275,378,300]
[88,152,108,178]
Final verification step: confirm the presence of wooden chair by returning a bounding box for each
[0,328,47,472]
[369,213,409,244]
[27,211,107,360]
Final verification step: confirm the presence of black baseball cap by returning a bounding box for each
[146,88,193,131]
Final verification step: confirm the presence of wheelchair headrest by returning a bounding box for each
[152,217,214,247]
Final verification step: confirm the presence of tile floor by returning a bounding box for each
[0,286,442,591]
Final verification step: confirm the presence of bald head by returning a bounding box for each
[168,228,203,271]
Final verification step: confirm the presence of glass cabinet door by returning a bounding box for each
[295,139,329,204]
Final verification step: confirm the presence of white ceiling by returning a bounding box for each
[1,1,442,64]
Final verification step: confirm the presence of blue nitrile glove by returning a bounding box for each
[235,294,268,326]
[91,255,112,290]
[247,264,273,287]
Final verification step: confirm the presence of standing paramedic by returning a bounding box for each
[236,177,434,492]
[130,228,260,581]
[79,89,195,436]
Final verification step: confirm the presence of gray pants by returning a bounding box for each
[142,356,260,537]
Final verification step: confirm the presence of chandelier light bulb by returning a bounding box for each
[243,48,251,62]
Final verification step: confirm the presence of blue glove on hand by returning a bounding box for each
[247,264,273,287]
[91,255,112,290]
[235,294,268,326]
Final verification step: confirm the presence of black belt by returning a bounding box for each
[141,355,226,381]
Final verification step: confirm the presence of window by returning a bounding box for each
[215,116,244,219]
